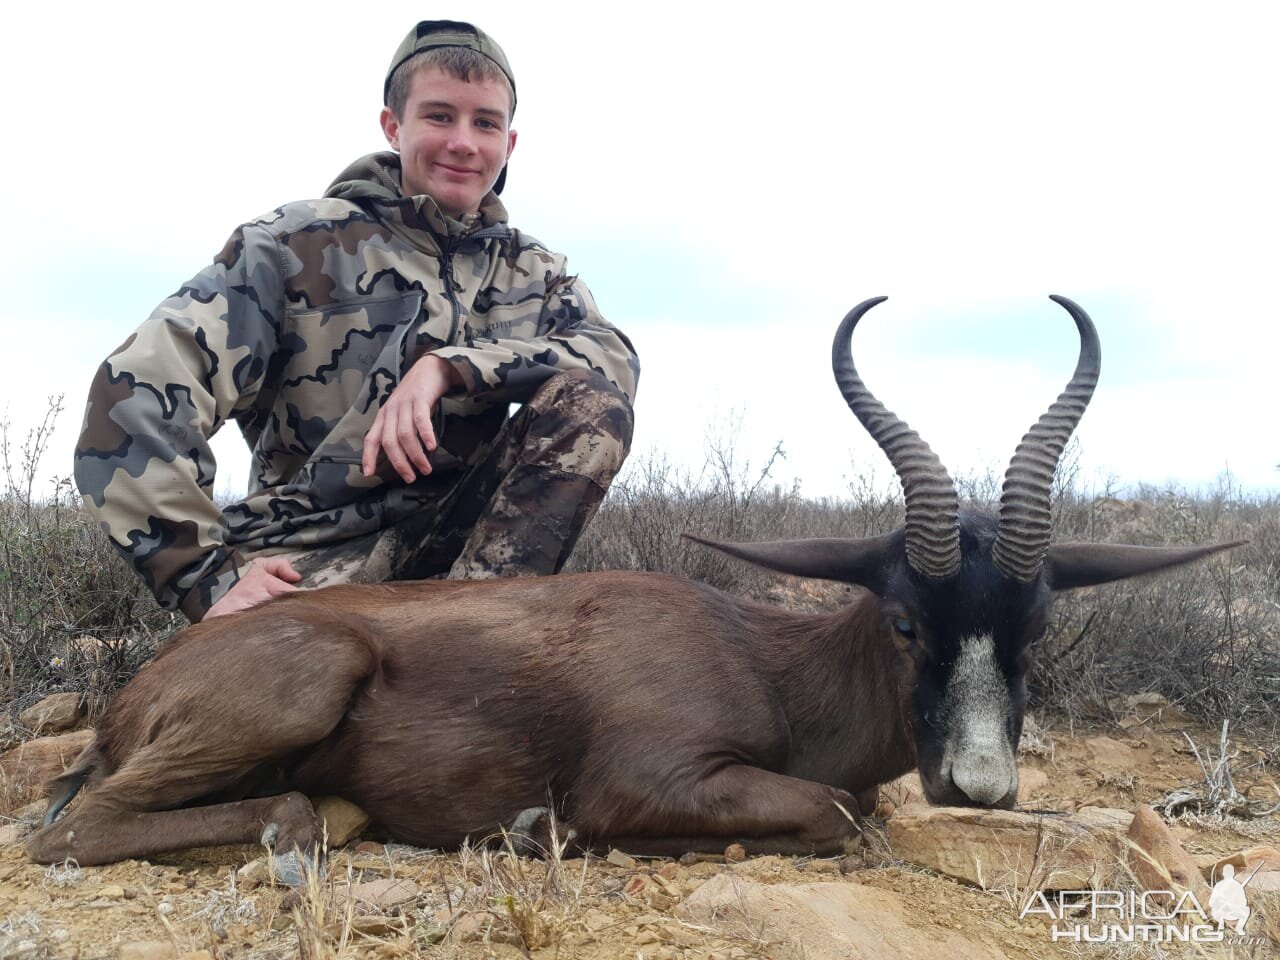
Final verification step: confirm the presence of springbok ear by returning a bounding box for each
[1044,540,1246,591]
[681,533,896,589]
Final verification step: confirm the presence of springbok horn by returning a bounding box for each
[992,295,1101,582]
[833,297,961,579]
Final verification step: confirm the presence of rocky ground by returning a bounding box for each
[0,704,1277,960]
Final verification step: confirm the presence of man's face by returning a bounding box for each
[380,66,516,218]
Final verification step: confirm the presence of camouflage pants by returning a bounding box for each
[249,369,633,589]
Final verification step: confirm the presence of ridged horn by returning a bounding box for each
[833,297,961,579]
[992,295,1101,582]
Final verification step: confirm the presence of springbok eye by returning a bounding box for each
[893,618,916,639]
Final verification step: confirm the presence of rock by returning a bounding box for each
[880,773,925,808]
[237,858,267,879]
[1124,692,1170,709]
[1017,767,1050,800]
[1074,806,1135,831]
[1209,845,1280,892]
[18,694,86,735]
[1111,692,1194,724]
[623,875,651,898]
[334,877,422,910]
[336,916,406,937]
[652,874,682,898]
[581,909,613,932]
[677,873,1003,960]
[606,848,637,868]
[886,804,1128,890]
[726,855,790,878]
[236,858,268,891]
[1126,805,1210,903]
[724,843,747,863]
[312,795,370,847]
[1084,735,1145,769]
[0,729,94,810]
[443,911,491,944]
[800,859,839,875]
[118,943,176,960]
[98,884,126,899]
[658,922,701,948]
[622,875,673,909]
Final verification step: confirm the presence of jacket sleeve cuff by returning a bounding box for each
[178,550,249,622]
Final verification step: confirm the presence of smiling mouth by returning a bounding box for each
[435,163,479,176]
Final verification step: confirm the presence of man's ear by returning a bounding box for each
[506,128,518,162]
[380,107,401,151]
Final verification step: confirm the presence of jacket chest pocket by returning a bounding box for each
[269,292,425,457]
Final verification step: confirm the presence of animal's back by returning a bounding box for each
[276,571,789,845]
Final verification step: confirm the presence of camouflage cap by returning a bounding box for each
[384,20,517,111]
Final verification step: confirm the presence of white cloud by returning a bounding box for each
[2,0,1276,504]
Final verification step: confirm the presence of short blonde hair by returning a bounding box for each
[386,48,516,122]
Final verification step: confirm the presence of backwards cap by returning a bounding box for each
[384,20,517,111]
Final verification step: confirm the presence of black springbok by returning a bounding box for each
[28,296,1238,871]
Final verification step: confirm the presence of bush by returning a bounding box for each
[0,400,177,734]
[2,404,1275,744]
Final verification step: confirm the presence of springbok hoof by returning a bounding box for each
[270,850,310,889]
[505,806,549,856]
[260,821,323,889]
[505,806,576,857]
[267,847,325,890]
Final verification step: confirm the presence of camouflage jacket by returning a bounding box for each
[74,153,639,620]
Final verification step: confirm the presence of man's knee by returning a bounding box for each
[523,369,634,488]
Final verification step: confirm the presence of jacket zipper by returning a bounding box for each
[442,241,462,344]
[441,226,508,346]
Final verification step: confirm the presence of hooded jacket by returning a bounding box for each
[74,153,639,620]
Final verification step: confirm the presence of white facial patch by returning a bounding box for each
[939,634,1017,805]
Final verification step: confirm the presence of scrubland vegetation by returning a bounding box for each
[2,408,1277,745]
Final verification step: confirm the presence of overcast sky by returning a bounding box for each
[2,1,1276,504]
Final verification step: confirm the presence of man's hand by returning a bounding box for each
[204,557,303,620]
[362,355,463,482]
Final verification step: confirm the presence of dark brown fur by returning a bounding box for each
[28,572,904,864]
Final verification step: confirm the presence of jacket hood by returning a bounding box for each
[325,152,509,232]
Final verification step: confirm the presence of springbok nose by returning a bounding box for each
[949,749,1016,806]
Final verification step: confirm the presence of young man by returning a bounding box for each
[74,21,638,622]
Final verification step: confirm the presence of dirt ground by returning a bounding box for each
[0,712,1277,960]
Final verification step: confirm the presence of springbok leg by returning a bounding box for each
[26,791,320,867]
[580,765,870,857]
[27,612,379,868]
